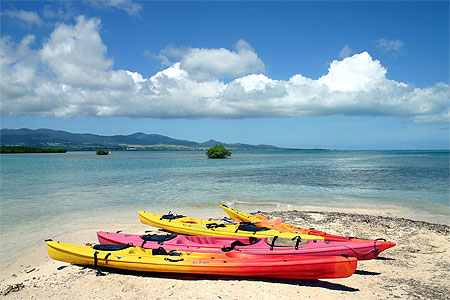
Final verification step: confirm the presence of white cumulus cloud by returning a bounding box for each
[153,39,266,81]
[1,16,448,123]
[39,16,132,89]
[318,52,392,92]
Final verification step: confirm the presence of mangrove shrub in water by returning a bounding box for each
[96,149,109,155]
[206,145,231,159]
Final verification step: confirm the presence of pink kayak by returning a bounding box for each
[97,231,381,260]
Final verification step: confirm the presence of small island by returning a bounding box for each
[96,149,110,155]
[0,146,67,153]
[206,144,231,159]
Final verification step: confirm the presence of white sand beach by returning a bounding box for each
[1,208,449,299]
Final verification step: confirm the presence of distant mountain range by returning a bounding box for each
[0,128,281,150]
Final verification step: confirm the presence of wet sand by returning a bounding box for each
[1,209,449,299]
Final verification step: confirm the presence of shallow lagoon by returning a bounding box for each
[1,150,449,267]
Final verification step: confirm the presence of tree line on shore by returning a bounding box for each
[1,146,67,153]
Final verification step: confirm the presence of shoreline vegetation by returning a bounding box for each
[0,146,67,154]
[0,209,448,299]
[0,145,330,152]
[1,128,331,151]
[3,146,447,152]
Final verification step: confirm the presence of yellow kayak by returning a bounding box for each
[138,211,324,240]
[46,241,357,279]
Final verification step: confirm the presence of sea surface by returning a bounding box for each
[1,150,449,267]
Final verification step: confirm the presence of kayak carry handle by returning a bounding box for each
[164,257,184,262]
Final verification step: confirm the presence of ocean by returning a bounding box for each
[1,150,449,267]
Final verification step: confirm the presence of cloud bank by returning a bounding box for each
[1,17,448,122]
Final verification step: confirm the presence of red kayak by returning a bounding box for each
[97,231,382,260]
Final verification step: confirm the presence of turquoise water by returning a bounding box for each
[0,150,449,266]
[1,150,449,223]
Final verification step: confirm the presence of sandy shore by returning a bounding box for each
[1,209,449,299]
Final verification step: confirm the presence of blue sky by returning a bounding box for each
[1,1,449,149]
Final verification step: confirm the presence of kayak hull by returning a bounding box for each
[97,231,381,260]
[47,241,357,279]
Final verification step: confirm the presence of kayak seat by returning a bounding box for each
[141,234,177,244]
[93,244,132,251]
[160,213,186,221]
[236,224,270,233]
[151,247,182,256]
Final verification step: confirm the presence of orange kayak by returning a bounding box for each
[220,205,396,252]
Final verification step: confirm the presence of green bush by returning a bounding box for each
[206,144,231,159]
[96,149,109,155]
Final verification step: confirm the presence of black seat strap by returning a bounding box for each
[206,223,227,229]
[295,236,301,250]
[221,238,261,252]
[94,251,99,267]
[151,247,182,256]
[152,247,168,255]
[270,236,278,250]
[249,237,258,245]
[93,251,106,276]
